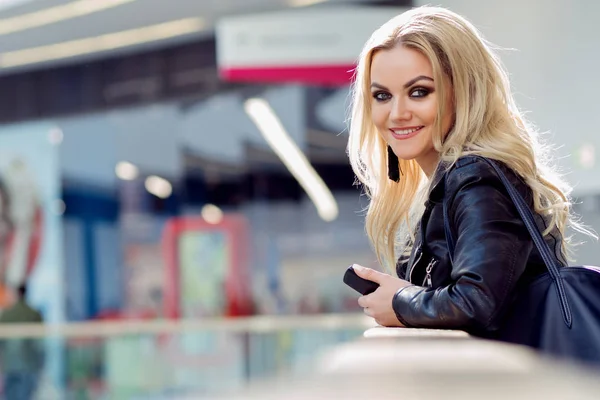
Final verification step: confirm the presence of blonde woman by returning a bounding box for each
[348,6,599,352]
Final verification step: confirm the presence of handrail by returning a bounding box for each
[0,313,375,339]
[222,327,600,399]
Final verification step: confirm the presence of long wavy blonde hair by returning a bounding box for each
[348,6,595,271]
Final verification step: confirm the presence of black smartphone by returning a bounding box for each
[343,265,379,295]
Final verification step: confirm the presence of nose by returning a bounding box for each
[390,97,411,122]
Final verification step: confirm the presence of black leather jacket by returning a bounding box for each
[392,156,567,336]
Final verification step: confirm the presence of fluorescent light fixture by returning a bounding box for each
[0,0,138,36]
[145,175,172,199]
[201,204,224,224]
[289,0,328,7]
[244,97,339,222]
[115,161,139,181]
[0,17,206,68]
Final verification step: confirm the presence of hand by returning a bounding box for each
[354,264,412,327]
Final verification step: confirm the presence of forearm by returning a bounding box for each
[392,284,496,329]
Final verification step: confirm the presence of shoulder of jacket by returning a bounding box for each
[446,156,497,183]
[428,156,495,201]
[444,156,531,203]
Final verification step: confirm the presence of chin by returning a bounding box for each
[387,136,431,163]
[389,146,421,162]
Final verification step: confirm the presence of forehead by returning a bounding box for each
[370,46,433,84]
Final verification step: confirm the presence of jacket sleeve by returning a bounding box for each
[392,163,533,331]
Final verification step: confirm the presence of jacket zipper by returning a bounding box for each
[407,243,422,283]
[408,201,434,284]
[422,259,437,287]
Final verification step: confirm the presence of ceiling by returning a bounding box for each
[0,0,366,75]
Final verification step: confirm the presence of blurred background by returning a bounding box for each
[0,0,598,398]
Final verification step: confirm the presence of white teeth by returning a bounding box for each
[392,127,422,135]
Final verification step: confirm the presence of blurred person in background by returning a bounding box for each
[2,160,42,295]
[347,7,596,343]
[0,159,43,309]
[0,177,13,307]
[0,284,44,400]
[0,284,43,324]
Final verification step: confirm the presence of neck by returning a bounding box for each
[417,153,441,178]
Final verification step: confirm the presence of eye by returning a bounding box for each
[410,87,430,98]
[372,91,392,102]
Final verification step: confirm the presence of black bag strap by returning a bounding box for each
[442,156,572,328]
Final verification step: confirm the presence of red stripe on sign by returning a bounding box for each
[219,64,356,86]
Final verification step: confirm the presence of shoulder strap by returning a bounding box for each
[442,156,572,328]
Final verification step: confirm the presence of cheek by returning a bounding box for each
[370,104,389,129]
[416,98,439,124]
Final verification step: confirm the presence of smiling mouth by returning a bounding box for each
[389,126,424,138]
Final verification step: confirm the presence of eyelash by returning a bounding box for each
[372,87,431,102]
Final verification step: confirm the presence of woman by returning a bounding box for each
[348,6,595,339]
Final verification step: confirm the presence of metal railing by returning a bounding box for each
[0,314,375,399]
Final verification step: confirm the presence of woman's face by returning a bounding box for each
[369,45,454,176]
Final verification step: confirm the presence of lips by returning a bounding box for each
[389,126,424,140]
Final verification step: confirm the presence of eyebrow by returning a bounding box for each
[370,75,434,91]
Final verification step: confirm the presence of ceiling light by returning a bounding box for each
[0,17,206,68]
[0,0,137,36]
[115,161,139,181]
[47,127,63,145]
[53,199,66,216]
[201,204,223,224]
[244,97,339,222]
[145,175,172,199]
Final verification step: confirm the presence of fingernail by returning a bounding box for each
[353,264,363,272]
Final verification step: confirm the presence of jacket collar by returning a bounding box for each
[427,159,451,203]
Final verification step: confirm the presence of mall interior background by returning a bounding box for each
[0,0,598,398]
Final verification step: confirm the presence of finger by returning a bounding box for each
[363,307,374,318]
[352,264,387,285]
[357,295,369,308]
